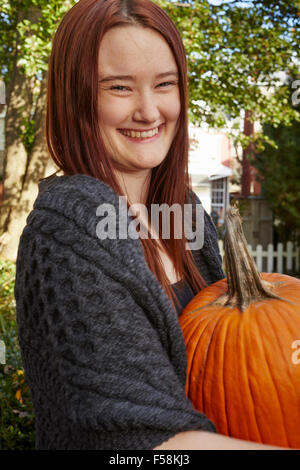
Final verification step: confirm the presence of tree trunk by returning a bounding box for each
[0,5,41,236]
[0,6,58,261]
[0,75,52,261]
[0,58,29,241]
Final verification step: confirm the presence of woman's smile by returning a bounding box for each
[117,124,164,143]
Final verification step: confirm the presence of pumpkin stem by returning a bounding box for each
[220,204,285,312]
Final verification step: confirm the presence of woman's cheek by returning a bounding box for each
[164,90,181,122]
[98,96,130,126]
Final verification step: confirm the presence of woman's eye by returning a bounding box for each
[157,81,177,88]
[110,85,130,91]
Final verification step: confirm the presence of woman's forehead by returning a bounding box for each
[98,25,178,77]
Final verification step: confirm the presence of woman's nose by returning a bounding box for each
[132,91,160,123]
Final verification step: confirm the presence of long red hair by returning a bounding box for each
[46,0,207,310]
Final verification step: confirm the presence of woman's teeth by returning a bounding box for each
[120,127,159,138]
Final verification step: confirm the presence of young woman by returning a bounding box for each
[15,0,283,450]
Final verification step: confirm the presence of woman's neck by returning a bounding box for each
[115,169,151,206]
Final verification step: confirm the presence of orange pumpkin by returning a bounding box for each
[180,205,300,449]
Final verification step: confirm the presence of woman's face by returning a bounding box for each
[97,26,181,172]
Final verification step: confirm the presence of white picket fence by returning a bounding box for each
[218,240,300,274]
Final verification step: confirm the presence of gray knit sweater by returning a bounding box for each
[14,174,224,450]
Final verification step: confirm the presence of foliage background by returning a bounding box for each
[0,260,35,450]
[253,77,300,243]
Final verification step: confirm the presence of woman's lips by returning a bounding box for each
[118,124,164,143]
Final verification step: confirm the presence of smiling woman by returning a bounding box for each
[14,0,283,451]
[44,0,211,310]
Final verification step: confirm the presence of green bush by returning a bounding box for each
[0,260,35,450]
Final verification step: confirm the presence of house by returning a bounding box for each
[187,121,274,249]
[188,124,233,226]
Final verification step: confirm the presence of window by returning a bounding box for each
[211,177,227,225]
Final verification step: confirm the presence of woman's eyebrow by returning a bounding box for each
[98,71,178,83]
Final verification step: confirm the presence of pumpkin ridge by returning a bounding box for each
[220,310,237,437]
[187,310,224,411]
[201,309,231,433]
[185,316,211,396]
[254,303,290,447]
[241,312,264,442]
[262,304,299,448]
[183,312,212,352]
[188,312,223,402]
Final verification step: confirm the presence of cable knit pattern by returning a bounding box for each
[14,174,224,450]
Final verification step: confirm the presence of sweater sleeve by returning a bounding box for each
[15,207,216,450]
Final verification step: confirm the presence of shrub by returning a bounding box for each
[0,260,35,450]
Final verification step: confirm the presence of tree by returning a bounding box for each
[0,0,75,260]
[157,0,299,131]
[0,0,299,260]
[157,0,300,194]
[252,78,300,243]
